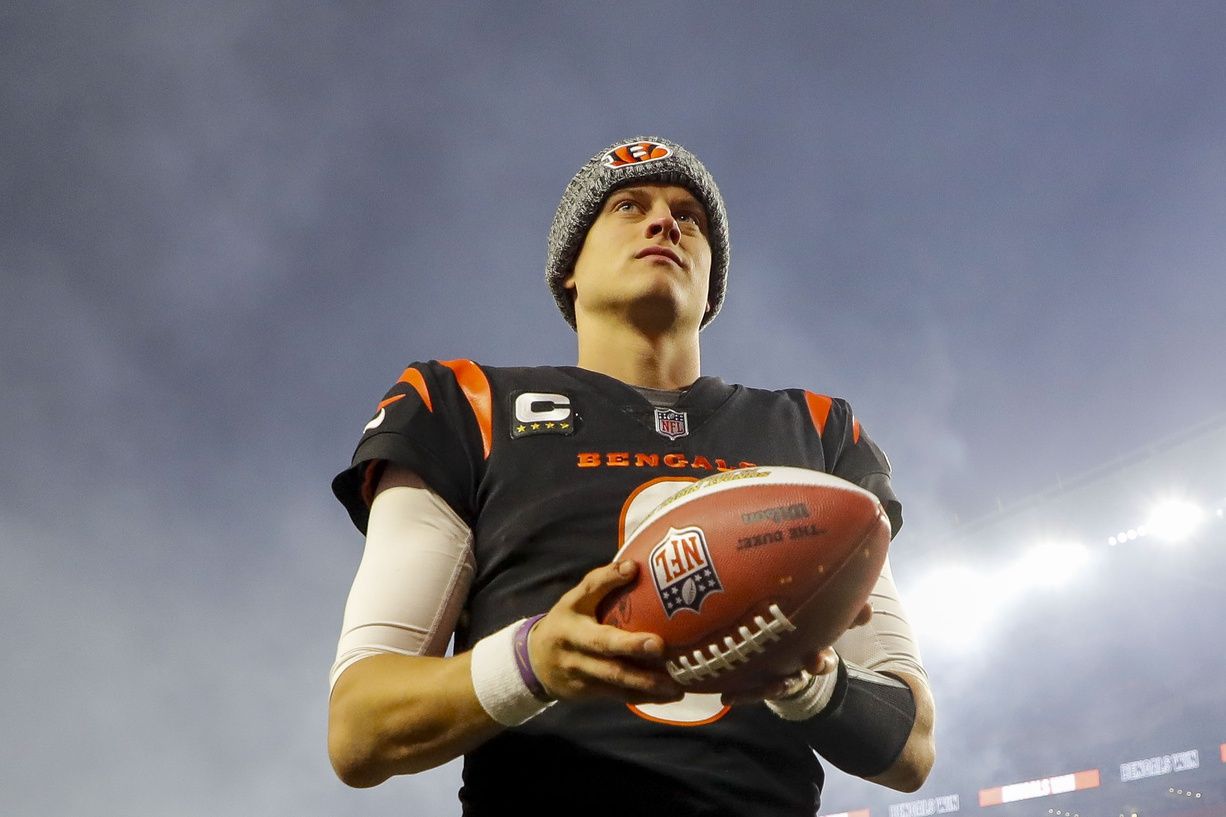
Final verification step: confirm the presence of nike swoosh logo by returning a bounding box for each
[364,408,386,432]
[363,392,407,433]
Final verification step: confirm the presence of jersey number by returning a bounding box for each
[618,477,730,727]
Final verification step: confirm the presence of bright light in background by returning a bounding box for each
[907,565,1001,649]
[1146,499,1205,543]
[913,490,1223,652]
[909,541,1091,651]
[1012,541,1091,588]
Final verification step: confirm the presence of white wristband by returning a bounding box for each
[765,667,840,721]
[470,619,556,727]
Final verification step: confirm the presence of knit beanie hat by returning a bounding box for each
[546,136,729,330]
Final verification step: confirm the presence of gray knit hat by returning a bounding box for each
[546,136,729,330]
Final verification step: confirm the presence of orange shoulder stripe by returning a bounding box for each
[396,366,433,412]
[440,359,493,460]
[852,417,862,444]
[377,393,407,411]
[803,391,833,437]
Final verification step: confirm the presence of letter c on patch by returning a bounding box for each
[515,392,572,423]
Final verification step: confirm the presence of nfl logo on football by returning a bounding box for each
[654,408,689,440]
[649,526,723,617]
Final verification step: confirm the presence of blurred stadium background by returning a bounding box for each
[820,413,1226,817]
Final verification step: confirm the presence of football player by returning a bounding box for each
[328,137,935,815]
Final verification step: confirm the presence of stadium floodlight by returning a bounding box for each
[907,564,997,648]
[1145,499,1205,543]
[1012,541,1090,589]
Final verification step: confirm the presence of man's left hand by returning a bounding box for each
[718,601,872,707]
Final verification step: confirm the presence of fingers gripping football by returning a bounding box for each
[529,561,684,704]
[719,602,872,707]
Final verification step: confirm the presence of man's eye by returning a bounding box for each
[614,200,638,212]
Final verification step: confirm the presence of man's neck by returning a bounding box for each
[574,317,701,390]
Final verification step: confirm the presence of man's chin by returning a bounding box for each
[623,296,702,335]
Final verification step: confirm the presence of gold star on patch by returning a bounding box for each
[531,423,541,430]
[546,422,555,429]
[516,424,526,433]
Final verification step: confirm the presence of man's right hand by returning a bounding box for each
[528,560,685,705]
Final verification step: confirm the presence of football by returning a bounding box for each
[597,465,891,695]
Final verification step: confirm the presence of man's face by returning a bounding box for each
[564,183,713,331]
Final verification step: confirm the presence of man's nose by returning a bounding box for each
[645,211,682,244]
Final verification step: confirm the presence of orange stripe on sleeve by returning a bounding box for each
[440,359,493,460]
[852,417,862,444]
[396,367,433,412]
[804,391,833,437]
[377,393,407,411]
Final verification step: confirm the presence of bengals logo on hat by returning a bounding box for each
[602,140,672,168]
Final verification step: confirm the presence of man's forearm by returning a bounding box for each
[792,662,934,791]
[328,651,503,787]
[327,560,683,789]
[865,671,935,792]
[796,555,934,791]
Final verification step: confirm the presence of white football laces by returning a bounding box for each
[666,604,797,685]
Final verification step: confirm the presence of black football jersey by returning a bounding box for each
[333,360,903,817]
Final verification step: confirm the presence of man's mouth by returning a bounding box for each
[636,247,684,267]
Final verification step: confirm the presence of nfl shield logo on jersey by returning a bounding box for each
[649,526,723,617]
[654,408,689,440]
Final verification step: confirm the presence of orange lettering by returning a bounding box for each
[681,536,704,568]
[667,545,685,578]
[652,548,669,581]
[575,451,751,471]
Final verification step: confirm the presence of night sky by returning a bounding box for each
[4,3,1225,814]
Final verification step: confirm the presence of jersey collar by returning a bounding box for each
[558,367,737,436]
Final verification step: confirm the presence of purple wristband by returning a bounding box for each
[513,614,554,703]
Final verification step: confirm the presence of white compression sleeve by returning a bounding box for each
[834,556,927,683]
[329,479,475,695]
